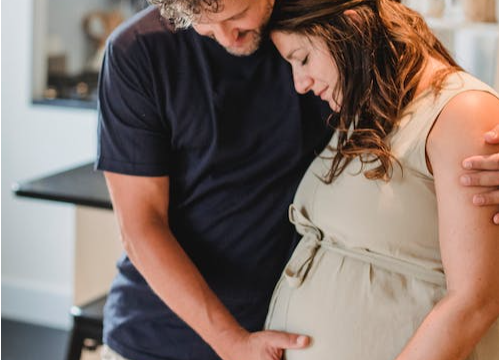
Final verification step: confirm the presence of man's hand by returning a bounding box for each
[461,124,499,224]
[223,330,310,360]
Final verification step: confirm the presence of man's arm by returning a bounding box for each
[104,172,309,360]
[461,123,499,224]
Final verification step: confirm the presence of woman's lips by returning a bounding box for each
[316,87,329,101]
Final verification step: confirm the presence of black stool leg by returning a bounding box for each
[66,326,85,360]
[65,295,106,360]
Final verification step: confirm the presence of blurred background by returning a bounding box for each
[1,0,498,359]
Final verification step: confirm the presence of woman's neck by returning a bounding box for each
[414,56,451,98]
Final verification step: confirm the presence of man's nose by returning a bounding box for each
[211,23,238,47]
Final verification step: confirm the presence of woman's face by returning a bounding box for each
[271,31,342,111]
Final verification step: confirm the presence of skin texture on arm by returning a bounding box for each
[461,124,499,224]
[103,172,309,360]
[394,91,499,360]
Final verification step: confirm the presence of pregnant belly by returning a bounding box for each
[265,247,446,360]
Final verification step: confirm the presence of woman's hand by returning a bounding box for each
[461,124,499,224]
[222,329,310,360]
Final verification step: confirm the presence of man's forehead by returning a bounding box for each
[193,0,250,24]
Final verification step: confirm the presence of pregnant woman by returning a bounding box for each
[265,0,499,359]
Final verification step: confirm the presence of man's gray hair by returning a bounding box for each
[148,0,223,29]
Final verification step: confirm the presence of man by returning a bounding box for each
[96,1,499,360]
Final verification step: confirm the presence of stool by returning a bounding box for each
[66,295,107,360]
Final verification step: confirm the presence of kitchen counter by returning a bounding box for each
[13,162,111,209]
[13,162,120,306]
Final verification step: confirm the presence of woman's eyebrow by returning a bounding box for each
[286,48,303,60]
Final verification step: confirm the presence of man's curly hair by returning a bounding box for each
[148,0,224,29]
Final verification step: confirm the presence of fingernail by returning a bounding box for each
[473,195,485,205]
[494,214,499,225]
[460,175,471,185]
[296,336,308,346]
[463,161,472,169]
[485,131,498,140]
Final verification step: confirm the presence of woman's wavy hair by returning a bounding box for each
[270,0,461,182]
[148,0,223,29]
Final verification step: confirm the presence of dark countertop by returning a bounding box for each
[13,162,112,210]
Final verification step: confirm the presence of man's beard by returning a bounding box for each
[223,2,272,56]
[225,30,264,56]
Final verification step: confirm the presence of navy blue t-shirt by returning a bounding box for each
[96,6,332,360]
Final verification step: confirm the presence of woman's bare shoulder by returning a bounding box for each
[428,90,499,162]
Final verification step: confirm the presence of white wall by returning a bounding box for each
[2,0,98,329]
[428,19,499,87]
[453,23,499,87]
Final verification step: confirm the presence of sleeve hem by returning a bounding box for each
[95,157,170,177]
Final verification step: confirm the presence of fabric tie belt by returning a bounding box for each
[284,205,446,288]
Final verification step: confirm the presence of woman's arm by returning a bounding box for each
[395,91,499,360]
[461,124,499,224]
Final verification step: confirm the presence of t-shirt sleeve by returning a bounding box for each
[96,34,171,176]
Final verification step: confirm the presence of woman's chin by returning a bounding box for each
[327,98,341,112]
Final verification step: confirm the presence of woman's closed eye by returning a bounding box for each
[301,55,309,66]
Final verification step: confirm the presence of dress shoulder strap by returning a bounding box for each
[390,72,499,178]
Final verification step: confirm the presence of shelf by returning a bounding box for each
[32,0,146,110]
[32,98,97,110]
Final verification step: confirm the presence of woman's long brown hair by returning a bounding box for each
[270,0,461,182]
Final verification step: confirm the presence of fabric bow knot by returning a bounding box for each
[284,205,325,288]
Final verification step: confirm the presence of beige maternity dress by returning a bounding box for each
[265,71,499,360]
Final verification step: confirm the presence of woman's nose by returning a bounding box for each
[293,73,313,94]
